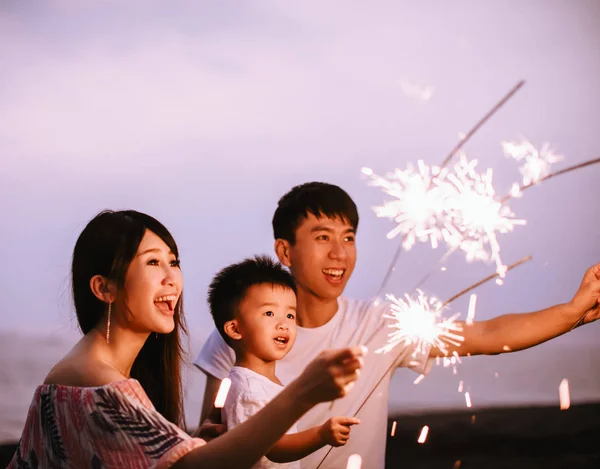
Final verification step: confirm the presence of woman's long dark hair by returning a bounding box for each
[72,210,187,426]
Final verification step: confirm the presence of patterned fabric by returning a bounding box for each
[7,379,205,469]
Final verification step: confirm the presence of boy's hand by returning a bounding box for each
[318,416,360,447]
[192,405,227,441]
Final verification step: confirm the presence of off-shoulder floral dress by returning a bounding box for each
[7,379,205,468]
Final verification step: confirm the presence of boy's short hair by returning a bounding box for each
[272,182,359,244]
[208,255,297,346]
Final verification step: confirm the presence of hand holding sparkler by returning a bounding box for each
[293,346,366,406]
[318,416,361,447]
[567,263,600,330]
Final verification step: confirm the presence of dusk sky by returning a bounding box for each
[1,0,599,421]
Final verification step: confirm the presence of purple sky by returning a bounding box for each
[1,0,599,413]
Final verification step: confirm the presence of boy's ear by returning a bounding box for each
[274,239,291,268]
[224,320,242,341]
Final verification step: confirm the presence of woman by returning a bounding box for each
[8,210,364,469]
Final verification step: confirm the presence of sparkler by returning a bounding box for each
[502,140,563,186]
[373,81,526,294]
[365,153,525,279]
[361,163,459,249]
[374,290,464,356]
[315,257,530,469]
[446,154,526,276]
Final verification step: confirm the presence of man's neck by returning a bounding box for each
[235,353,280,385]
[295,287,339,328]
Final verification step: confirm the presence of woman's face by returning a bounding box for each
[117,230,183,334]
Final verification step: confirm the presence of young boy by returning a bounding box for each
[207,255,361,469]
[197,182,600,469]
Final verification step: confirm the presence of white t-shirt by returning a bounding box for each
[195,297,432,469]
[223,366,300,469]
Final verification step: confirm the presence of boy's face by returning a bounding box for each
[279,213,357,301]
[235,283,297,362]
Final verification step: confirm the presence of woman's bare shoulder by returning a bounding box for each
[44,340,124,387]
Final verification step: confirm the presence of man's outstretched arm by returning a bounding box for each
[430,263,600,358]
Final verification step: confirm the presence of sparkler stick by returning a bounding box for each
[442,255,531,306]
[315,256,531,469]
[501,156,600,202]
[440,81,525,169]
[375,81,526,294]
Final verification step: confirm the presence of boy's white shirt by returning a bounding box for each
[223,366,300,469]
[196,297,432,469]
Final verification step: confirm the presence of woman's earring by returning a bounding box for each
[106,302,112,344]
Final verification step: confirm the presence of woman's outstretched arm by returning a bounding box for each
[174,347,365,469]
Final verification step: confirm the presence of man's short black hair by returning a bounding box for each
[272,182,359,244]
[208,255,296,346]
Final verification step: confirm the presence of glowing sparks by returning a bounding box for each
[466,294,477,325]
[458,380,464,392]
[361,163,461,250]
[390,421,397,437]
[363,153,525,276]
[214,378,232,408]
[559,378,570,410]
[346,454,362,469]
[464,391,472,408]
[413,374,425,385]
[502,140,563,186]
[446,154,526,276]
[417,425,429,443]
[375,291,464,356]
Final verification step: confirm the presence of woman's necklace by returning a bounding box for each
[104,360,131,379]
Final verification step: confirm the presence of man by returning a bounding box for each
[195,182,600,469]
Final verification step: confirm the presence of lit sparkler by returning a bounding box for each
[361,163,460,250]
[446,154,526,276]
[502,140,563,186]
[364,153,526,277]
[375,290,464,356]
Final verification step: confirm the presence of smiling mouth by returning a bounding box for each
[274,337,289,346]
[154,295,177,312]
[322,268,345,281]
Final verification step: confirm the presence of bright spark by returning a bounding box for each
[391,421,397,437]
[465,391,472,408]
[502,140,563,186]
[375,290,464,356]
[214,378,232,409]
[363,153,526,276]
[417,425,429,443]
[414,374,426,385]
[346,454,362,469]
[466,294,477,325]
[361,163,461,250]
[559,378,570,410]
[446,154,526,276]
